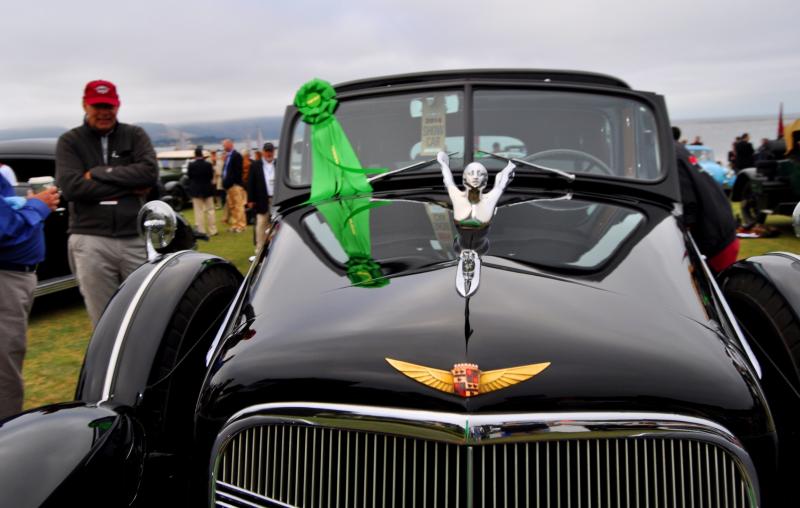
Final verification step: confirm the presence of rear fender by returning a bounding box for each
[721,252,800,340]
[720,252,800,387]
[75,251,242,406]
[0,403,144,508]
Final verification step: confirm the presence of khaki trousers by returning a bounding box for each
[226,185,247,231]
[191,196,217,235]
[0,270,36,420]
[68,234,147,326]
[255,212,271,252]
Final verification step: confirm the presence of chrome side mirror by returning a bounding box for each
[137,200,177,261]
[793,202,800,238]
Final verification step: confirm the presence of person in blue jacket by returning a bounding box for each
[0,175,60,419]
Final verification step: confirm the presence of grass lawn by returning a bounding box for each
[21,203,800,410]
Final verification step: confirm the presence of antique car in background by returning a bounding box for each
[4,70,800,507]
[157,148,203,211]
[732,121,800,224]
[0,138,76,296]
[686,144,735,191]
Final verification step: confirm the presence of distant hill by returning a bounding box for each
[0,126,68,141]
[175,116,283,140]
[0,116,284,146]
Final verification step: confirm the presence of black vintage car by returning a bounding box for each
[3,70,800,507]
[0,138,76,296]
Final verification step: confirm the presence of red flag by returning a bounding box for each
[778,102,784,139]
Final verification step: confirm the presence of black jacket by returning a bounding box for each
[247,159,274,214]
[56,121,158,237]
[222,150,243,189]
[734,140,754,170]
[186,158,215,198]
[676,142,737,258]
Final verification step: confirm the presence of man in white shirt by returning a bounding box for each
[247,142,276,252]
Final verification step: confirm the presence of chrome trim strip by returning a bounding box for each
[225,402,740,447]
[206,278,246,366]
[99,251,183,403]
[687,233,762,379]
[217,480,293,507]
[765,251,800,262]
[33,274,77,298]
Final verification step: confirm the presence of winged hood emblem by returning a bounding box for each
[386,358,550,398]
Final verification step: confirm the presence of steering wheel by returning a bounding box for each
[523,148,612,176]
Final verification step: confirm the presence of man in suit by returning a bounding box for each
[186,146,217,236]
[734,133,755,171]
[247,142,275,252]
[221,138,246,232]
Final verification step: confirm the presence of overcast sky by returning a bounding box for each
[2,0,797,129]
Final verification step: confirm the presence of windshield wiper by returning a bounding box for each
[477,151,576,182]
[368,152,460,183]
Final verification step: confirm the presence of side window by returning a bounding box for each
[288,120,311,186]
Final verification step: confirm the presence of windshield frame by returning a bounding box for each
[276,76,677,205]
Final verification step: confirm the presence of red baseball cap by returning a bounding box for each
[83,80,120,107]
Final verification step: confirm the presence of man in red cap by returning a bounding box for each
[55,80,159,326]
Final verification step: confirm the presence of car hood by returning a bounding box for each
[200,191,769,437]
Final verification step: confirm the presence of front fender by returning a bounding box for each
[0,403,144,508]
[75,251,242,406]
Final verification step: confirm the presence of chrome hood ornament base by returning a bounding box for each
[456,249,480,298]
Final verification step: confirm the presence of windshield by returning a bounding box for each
[287,87,661,186]
[474,90,661,179]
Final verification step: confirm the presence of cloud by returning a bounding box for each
[1,0,796,129]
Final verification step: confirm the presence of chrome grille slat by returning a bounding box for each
[215,426,756,508]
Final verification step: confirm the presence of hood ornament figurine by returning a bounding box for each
[438,151,515,228]
[438,151,515,297]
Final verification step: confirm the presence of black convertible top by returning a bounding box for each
[334,69,631,93]
[0,138,57,158]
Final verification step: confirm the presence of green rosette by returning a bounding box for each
[294,78,338,126]
[346,256,389,288]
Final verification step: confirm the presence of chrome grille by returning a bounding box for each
[214,425,755,508]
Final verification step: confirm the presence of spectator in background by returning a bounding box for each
[209,150,223,210]
[186,146,217,236]
[0,174,60,419]
[55,79,159,326]
[0,162,17,185]
[673,126,739,273]
[734,133,755,170]
[247,142,276,252]
[241,148,252,193]
[690,136,703,146]
[755,138,773,163]
[728,137,740,169]
[221,139,246,233]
